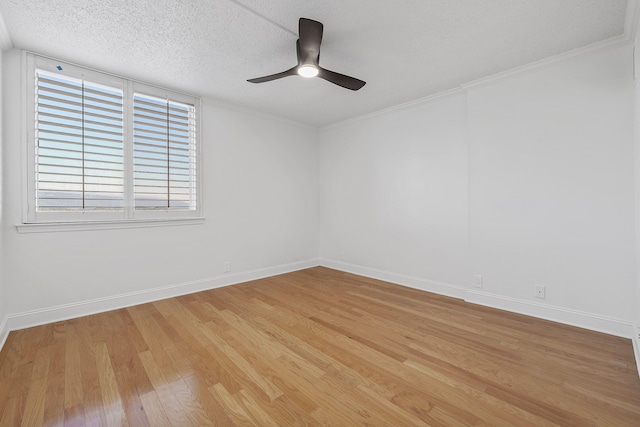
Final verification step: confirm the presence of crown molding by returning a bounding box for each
[202,97,320,132]
[460,37,632,93]
[320,87,464,132]
[455,1,638,92]
[322,3,638,132]
[322,35,630,132]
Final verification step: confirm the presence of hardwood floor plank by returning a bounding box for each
[229,311,432,424]
[64,329,83,410]
[0,396,22,427]
[20,346,50,426]
[94,343,128,427]
[209,383,255,425]
[21,377,47,427]
[183,375,237,426]
[112,369,151,427]
[199,323,283,401]
[219,310,434,425]
[63,404,86,427]
[139,390,172,427]
[236,389,280,426]
[42,341,66,425]
[0,381,13,423]
[137,351,190,425]
[403,358,558,427]
[166,376,215,427]
[1,267,639,425]
[127,306,174,370]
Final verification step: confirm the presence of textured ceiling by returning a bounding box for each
[0,0,631,127]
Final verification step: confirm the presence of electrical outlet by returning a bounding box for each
[473,275,483,288]
[535,284,545,299]
[224,261,231,272]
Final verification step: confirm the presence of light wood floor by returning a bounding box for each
[1,267,639,426]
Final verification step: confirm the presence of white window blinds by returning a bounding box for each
[35,71,124,211]
[26,53,200,224]
[133,94,197,210]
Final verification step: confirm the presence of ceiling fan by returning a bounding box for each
[248,18,366,91]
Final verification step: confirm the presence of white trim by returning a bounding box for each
[633,324,640,377]
[202,97,319,132]
[320,259,635,340]
[635,58,640,378]
[459,36,631,92]
[0,316,9,353]
[1,260,637,368]
[2,259,320,336]
[22,51,203,224]
[465,290,634,339]
[321,30,634,132]
[16,217,205,233]
[319,259,467,300]
[21,50,29,225]
[635,53,640,375]
[320,88,464,132]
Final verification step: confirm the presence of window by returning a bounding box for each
[35,70,125,212]
[133,93,197,211]
[25,53,200,225]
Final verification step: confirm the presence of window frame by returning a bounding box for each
[23,52,202,228]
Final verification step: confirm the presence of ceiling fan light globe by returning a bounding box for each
[298,65,319,78]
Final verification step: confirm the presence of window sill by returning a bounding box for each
[16,217,205,234]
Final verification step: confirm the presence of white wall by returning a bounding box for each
[319,93,470,292]
[635,20,640,339]
[0,48,5,344]
[1,49,319,323]
[467,44,635,325]
[320,43,636,336]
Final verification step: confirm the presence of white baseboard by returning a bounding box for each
[633,324,640,378]
[0,316,8,352]
[321,258,635,340]
[3,258,320,340]
[2,258,638,378]
[465,290,634,339]
[319,259,468,299]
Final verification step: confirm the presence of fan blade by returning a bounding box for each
[317,68,366,91]
[298,18,323,64]
[247,67,298,84]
